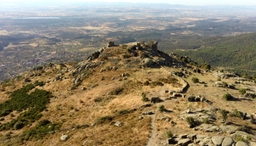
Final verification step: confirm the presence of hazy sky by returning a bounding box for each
[2,0,256,5]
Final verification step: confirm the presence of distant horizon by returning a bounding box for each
[2,0,256,6]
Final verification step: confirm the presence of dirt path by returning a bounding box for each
[146,101,175,146]
[146,68,191,146]
[146,107,158,146]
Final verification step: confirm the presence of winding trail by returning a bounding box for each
[146,67,190,146]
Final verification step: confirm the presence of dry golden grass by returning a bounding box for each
[1,44,256,146]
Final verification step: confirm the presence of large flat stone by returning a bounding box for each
[222,137,234,146]
[219,125,238,134]
[212,136,224,146]
[249,142,256,146]
[235,141,248,146]
[197,134,207,139]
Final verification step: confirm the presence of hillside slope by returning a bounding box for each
[175,33,256,73]
[0,41,256,146]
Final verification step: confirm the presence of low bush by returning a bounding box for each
[188,95,196,102]
[0,84,52,131]
[223,93,233,101]
[34,80,45,87]
[239,88,246,95]
[186,117,200,128]
[234,135,245,142]
[159,105,166,112]
[191,77,199,83]
[222,82,228,88]
[13,121,24,130]
[118,110,129,115]
[219,109,228,122]
[166,131,173,138]
[22,121,61,140]
[203,118,210,124]
[141,93,149,102]
[232,109,242,118]
[174,72,184,77]
[96,116,114,125]
[38,120,51,126]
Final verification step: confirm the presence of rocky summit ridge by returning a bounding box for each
[0,41,256,146]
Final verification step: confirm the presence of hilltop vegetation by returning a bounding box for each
[175,33,256,77]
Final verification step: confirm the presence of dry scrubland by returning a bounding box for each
[0,42,256,146]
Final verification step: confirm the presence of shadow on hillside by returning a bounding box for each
[182,80,190,93]
[226,122,256,135]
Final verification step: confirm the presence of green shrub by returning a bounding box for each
[223,93,233,101]
[246,136,251,141]
[23,121,61,140]
[203,64,211,70]
[118,110,129,115]
[141,93,149,102]
[222,82,228,88]
[232,109,242,118]
[192,77,199,83]
[234,135,244,142]
[34,80,45,87]
[239,88,246,95]
[0,84,52,131]
[159,105,166,112]
[186,117,200,128]
[188,95,196,102]
[38,120,51,126]
[219,109,228,122]
[203,118,210,124]
[233,135,249,142]
[0,109,12,117]
[174,72,184,77]
[96,116,114,125]
[166,131,173,138]
[13,121,24,130]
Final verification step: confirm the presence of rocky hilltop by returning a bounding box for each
[0,41,256,146]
